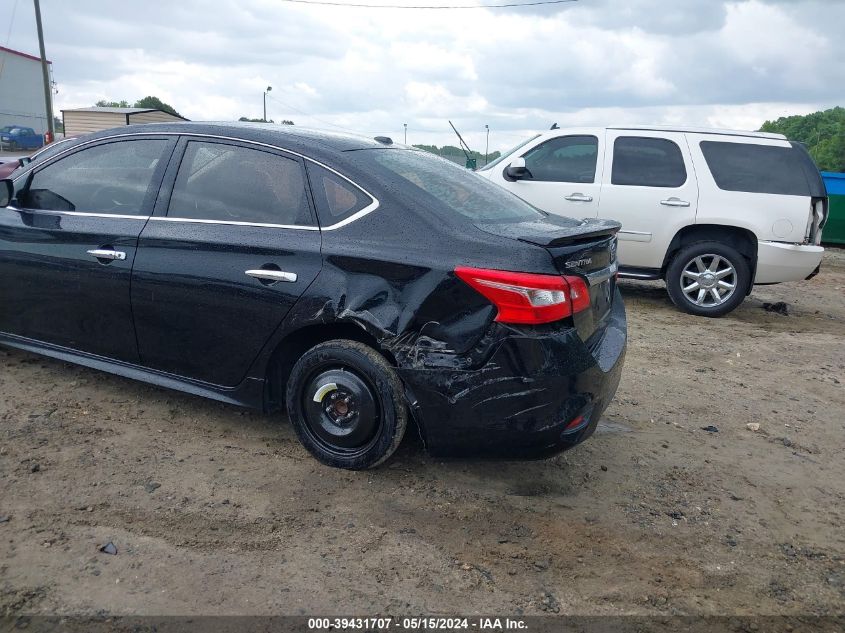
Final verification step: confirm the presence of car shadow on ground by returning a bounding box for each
[616,279,673,308]
[5,348,587,487]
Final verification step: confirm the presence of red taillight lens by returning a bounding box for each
[567,275,591,314]
[455,266,591,325]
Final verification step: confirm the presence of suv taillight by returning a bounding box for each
[455,266,590,325]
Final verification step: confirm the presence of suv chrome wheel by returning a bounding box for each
[680,254,738,307]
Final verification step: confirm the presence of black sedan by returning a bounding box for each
[0,122,626,469]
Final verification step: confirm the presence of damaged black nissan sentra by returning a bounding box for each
[0,122,626,469]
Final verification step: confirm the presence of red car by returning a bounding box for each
[0,137,75,178]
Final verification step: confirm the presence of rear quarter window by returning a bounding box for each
[699,141,815,196]
[306,162,375,227]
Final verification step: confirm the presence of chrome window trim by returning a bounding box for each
[148,217,319,231]
[3,205,149,221]
[10,130,381,230]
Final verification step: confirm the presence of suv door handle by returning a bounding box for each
[245,269,297,283]
[564,193,593,202]
[660,197,690,207]
[86,248,126,261]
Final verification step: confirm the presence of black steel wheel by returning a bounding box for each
[285,339,407,469]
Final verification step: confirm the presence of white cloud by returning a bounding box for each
[0,0,842,151]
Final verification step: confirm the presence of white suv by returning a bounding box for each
[478,126,828,316]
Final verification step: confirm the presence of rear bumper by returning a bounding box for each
[398,290,627,458]
[754,241,824,284]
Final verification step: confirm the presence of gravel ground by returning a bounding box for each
[1,250,843,618]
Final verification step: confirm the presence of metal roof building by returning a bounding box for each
[0,45,52,134]
[62,106,188,137]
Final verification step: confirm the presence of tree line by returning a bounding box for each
[413,144,501,163]
[759,106,844,172]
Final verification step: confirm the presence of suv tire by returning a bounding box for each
[286,339,407,469]
[666,241,751,317]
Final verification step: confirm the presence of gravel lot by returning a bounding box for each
[1,250,843,618]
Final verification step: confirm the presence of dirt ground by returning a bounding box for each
[1,250,843,618]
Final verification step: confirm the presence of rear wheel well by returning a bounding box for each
[662,225,758,291]
[264,323,396,412]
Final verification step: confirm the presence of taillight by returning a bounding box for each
[455,266,591,325]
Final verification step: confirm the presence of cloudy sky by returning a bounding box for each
[1,0,843,151]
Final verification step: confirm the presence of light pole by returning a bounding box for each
[263,86,272,122]
[403,123,407,144]
[485,124,489,165]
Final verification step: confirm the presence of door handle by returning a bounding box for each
[564,193,593,202]
[245,269,297,283]
[660,197,690,207]
[86,249,126,261]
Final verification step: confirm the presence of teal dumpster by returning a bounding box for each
[822,172,845,245]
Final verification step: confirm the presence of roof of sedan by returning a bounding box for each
[84,121,394,154]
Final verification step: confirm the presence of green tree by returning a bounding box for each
[412,143,500,164]
[95,99,131,108]
[94,96,183,118]
[134,95,182,118]
[238,117,294,125]
[759,106,845,172]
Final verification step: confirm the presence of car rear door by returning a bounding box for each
[485,132,604,218]
[130,137,322,387]
[598,130,698,269]
[0,135,175,362]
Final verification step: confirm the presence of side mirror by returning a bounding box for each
[19,157,31,167]
[504,157,530,181]
[0,179,13,207]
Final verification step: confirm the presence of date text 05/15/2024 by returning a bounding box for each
[307,617,528,630]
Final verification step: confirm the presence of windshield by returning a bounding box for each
[366,149,545,224]
[477,134,541,172]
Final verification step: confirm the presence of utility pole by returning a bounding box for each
[485,124,489,165]
[33,0,54,142]
[403,123,407,144]
[263,86,272,122]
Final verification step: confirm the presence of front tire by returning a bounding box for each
[665,241,751,317]
[285,339,407,469]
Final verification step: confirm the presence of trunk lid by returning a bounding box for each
[474,216,621,341]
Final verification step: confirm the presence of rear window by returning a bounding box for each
[368,149,544,224]
[700,141,816,196]
[612,137,687,188]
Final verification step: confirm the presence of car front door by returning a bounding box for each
[598,131,698,269]
[130,137,322,387]
[0,136,176,361]
[488,133,604,218]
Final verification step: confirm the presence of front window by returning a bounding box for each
[521,135,598,183]
[478,134,541,172]
[19,139,169,215]
[367,149,545,224]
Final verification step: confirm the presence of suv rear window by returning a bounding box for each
[612,137,687,188]
[700,141,816,196]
